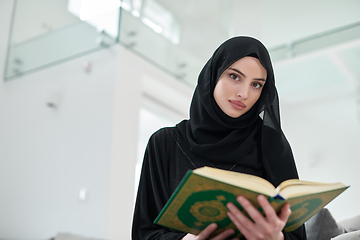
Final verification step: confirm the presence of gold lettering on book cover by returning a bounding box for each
[189,199,228,224]
[284,189,346,231]
[157,175,245,237]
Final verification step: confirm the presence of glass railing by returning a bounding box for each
[4,0,360,89]
[4,0,119,80]
[118,9,204,87]
[269,21,360,61]
[4,0,232,87]
[120,11,360,87]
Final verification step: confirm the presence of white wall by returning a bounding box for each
[0,41,116,239]
[0,1,192,239]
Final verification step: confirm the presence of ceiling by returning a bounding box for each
[156,0,360,55]
[154,0,360,104]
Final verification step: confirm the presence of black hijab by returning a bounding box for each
[176,36,299,186]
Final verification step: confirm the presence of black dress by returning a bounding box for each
[132,36,306,240]
[132,126,306,240]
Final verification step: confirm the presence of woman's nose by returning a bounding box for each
[236,86,249,100]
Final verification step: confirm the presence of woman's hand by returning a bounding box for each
[227,195,291,240]
[181,223,239,240]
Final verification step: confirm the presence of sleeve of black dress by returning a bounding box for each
[132,129,187,240]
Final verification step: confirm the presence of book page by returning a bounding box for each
[194,167,276,196]
[277,180,347,199]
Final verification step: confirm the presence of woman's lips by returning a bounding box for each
[229,100,246,110]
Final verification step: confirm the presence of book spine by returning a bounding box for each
[273,194,285,200]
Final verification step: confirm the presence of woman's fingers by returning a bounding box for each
[257,194,278,222]
[278,202,292,222]
[194,223,236,240]
[210,228,235,240]
[227,195,289,239]
[236,195,267,225]
[195,223,217,239]
[227,209,252,237]
[257,195,291,226]
[195,196,289,240]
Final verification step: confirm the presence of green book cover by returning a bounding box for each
[154,167,348,238]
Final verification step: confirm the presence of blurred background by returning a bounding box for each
[0,0,359,239]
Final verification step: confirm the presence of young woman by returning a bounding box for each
[132,36,306,240]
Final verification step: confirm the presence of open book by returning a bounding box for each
[154,167,348,238]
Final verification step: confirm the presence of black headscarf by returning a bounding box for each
[176,36,299,186]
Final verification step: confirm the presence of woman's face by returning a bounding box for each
[214,56,267,118]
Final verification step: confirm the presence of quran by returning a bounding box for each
[154,166,348,238]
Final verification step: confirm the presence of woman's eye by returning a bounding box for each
[230,74,239,81]
[252,82,263,89]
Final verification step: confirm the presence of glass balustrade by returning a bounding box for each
[269,21,360,61]
[4,0,360,89]
[5,0,120,80]
[118,9,204,87]
[4,0,233,87]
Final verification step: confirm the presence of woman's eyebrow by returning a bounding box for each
[228,68,266,82]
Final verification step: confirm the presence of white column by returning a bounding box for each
[106,46,142,240]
